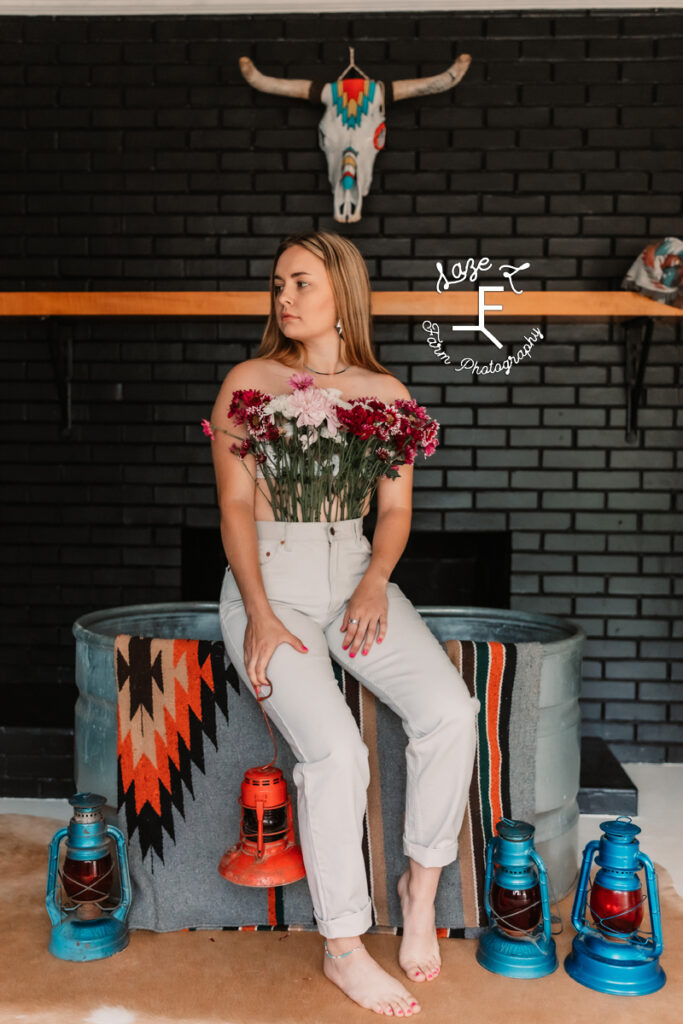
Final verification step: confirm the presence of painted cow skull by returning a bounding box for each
[239,54,471,223]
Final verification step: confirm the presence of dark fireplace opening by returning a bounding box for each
[181,525,511,609]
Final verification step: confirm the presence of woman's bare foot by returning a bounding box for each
[397,869,441,983]
[323,938,422,1017]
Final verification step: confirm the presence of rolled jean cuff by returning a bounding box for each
[314,898,373,939]
[403,837,460,868]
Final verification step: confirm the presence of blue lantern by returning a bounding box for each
[564,817,665,996]
[46,792,132,961]
[476,818,558,979]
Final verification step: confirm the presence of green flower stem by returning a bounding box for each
[208,418,410,523]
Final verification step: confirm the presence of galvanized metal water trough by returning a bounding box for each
[73,602,584,899]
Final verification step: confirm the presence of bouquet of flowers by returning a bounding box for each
[201,371,439,522]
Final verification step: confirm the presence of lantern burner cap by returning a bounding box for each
[496,818,535,842]
[69,793,106,812]
[69,793,106,822]
[600,817,641,843]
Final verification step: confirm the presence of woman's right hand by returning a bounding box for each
[243,610,308,695]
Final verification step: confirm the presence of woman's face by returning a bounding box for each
[273,244,337,343]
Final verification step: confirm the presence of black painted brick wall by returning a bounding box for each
[1,10,682,796]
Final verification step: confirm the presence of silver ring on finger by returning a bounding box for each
[349,618,359,623]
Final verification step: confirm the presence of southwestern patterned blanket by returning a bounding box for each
[115,633,542,937]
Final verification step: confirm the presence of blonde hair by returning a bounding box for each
[255,230,393,376]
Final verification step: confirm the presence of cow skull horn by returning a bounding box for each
[239,52,472,104]
[238,56,313,100]
[389,53,471,101]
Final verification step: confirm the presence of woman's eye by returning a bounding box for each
[274,281,309,292]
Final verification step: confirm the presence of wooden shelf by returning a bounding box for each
[21,289,674,440]
[0,290,681,320]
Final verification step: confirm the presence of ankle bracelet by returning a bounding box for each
[324,940,363,959]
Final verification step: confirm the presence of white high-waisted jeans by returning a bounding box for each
[218,515,479,939]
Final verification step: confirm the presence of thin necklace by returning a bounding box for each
[304,363,350,375]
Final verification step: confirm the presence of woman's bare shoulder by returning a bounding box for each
[218,357,284,393]
[360,368,411,404]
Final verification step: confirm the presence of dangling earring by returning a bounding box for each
[336,318,343,338]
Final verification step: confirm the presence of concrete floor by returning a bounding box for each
[3,762,682,898]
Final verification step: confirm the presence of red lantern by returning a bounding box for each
[218,678,305,888]
[219,764,305,887]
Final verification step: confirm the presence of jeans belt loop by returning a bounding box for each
[284,521,292,552]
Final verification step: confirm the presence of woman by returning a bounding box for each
[209,231,478,1018]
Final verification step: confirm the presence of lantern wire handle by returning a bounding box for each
[490,898,544,934]
[254,681,278,770]
[58,862,114,905]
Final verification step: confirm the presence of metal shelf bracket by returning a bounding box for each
[44,316,73,438]
[623,315,654,443]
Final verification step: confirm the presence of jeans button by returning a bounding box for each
[330,526,335,535]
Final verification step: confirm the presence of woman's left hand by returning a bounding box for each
[340,576,388,657]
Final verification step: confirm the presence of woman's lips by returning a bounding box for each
[281,315,297,321]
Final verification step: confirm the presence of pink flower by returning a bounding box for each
[230,439,252,460]
[287,372,316,391]
[421,419,440,456]
[200,418,215,440]
[289,384,341,434]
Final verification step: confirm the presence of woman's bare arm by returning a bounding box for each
[209,362,272,618]
[364,379,415,584]
[210,361,309,692]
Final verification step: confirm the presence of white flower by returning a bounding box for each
[264,394,296,417]
[320,422,345,440]
[323,388,353,408]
